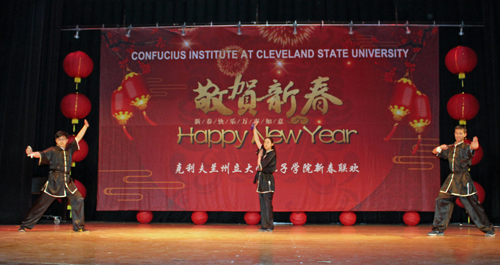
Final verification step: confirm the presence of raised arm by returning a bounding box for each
[252,120,262,150]
[75,119,90,143]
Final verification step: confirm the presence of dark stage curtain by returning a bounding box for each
[0,0,65,224]
[1,0,499,225]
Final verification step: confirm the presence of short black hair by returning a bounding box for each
[455,125,467,134]
[55,131,69,139]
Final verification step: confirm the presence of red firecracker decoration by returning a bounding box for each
[290,212,307,226]
[67,136,88,166]
[339,211,356,226]
[63,51,94,89]
[244,212,261,225]
[60,93,91,132]
[385,78,417,141]
[136,211,153,224]
[456,181,485,208]
[403,211,420,226]
[409,91,431,154]
[445,46,477,86]
[111,86,134,140]
[464,139,484,165]
[191,211,208,225]
[446,93,479,125]
[121,71,156,126]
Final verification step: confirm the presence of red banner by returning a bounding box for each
[98,26,440,212]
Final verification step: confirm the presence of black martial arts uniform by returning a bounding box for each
[430,141,494,234]
[20,140,86,231]
[253,148,276,231]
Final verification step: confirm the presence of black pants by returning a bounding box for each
[259,192,274,230]
[21,190,85,231]
[431,192,494,233]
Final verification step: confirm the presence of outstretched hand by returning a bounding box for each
[439,144,449,150]
[26,146,32,156]
[471,136,479,150]
[84,119,89,127]
[25,146,40,158]
[252,120,262,149]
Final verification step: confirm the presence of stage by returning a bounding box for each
[0,223,498,264]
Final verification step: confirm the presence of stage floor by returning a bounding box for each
[0,223,498,264]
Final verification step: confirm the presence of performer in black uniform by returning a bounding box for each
[252,120,276,232]
[428,125,495,237]
[19,120,90,232]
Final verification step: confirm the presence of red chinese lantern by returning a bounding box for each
[456,181,485,208]
[290,212,307,226]
[191,211,208,225]
[464,139,484,165]
[445,46,477,86]
[63,51,94,89]
[340,211,356,226]
[137,211,153,224]
[446,93,479,125]
[60,93,91,132]
[409,91,431,154]
[471,145,484,166]
[111,87,134,140]
[74,179,87,198]
[385,78,417,141]
[244,212,261,225]
[67,136,88,166]
[57,179,86,203]
[121,71,156,126]
[403,211,420,226]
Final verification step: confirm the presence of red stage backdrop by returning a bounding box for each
[98,26,440,212]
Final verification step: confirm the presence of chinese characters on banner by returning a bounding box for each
[174,162,359,175]
[98,26,440,212]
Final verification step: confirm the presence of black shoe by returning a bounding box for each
[485,230,495,237]
[18,227,26,232]
[74,228,90,232]
[427,230,444,236]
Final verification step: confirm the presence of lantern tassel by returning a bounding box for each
[143,111,157,126]
[461,79,464,87]
[123,126,133,140]
[412,135,422,154]
[384,123,398,141]
[75,82,79,91]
